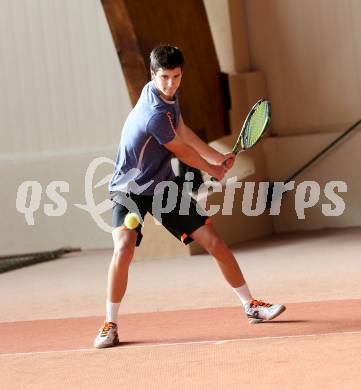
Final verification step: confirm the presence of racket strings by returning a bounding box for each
[243,102,269,149]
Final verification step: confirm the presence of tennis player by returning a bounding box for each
[94,45,285,348]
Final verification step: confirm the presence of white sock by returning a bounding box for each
[106,300,120,324]
[232,283,253,307]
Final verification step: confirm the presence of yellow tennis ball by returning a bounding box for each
[124,213,140,229]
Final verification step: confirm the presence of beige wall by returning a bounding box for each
[244,0,361,136]
[0,0,132,155]
[2,0,360,256]
[243,0,361,231]
[205,0,361,233]
[0,0,132,255]
[206,0,361,135]
[204,0,250,73]
[263,132,361,232]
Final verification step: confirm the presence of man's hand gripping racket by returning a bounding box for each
[211,99,271,181]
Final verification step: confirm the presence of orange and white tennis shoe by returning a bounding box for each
[245,299,286,324]
[94,321,120,349]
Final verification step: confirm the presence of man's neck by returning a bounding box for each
[159,94,175,104]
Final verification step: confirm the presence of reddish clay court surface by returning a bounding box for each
[1,299,361,389]
[0,300,361,355]
[2,231,361,389]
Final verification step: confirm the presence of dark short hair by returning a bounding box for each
[150,45,184,73]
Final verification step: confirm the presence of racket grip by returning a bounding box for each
[210,155,235,182]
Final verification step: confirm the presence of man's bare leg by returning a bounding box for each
[190,224,286,323]
[190,224,246,288]
[107,228,137,303]
[94,228,137,348]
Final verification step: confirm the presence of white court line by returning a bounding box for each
[1,330,361,358]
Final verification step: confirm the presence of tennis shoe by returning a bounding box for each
[245,299,286,324]
[94,321,120,349]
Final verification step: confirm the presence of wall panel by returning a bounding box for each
[0,0,131,157]
[245,0,361,136]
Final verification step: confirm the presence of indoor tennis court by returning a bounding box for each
[1,228,361,388]
[1,0,361,389]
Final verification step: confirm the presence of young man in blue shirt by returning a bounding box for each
[94,45,285,348]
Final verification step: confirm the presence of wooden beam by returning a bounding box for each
[101,0,148,105]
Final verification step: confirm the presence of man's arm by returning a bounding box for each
[164,133,226,181]
[176,115,231,165]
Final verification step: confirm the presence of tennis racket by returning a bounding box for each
[211,99,271,180]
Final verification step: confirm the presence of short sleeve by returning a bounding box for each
[147,112,177,145]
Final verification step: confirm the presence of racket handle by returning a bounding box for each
[210,156,234,181]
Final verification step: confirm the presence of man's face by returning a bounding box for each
[151,67,183,100]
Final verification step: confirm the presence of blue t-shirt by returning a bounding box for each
[109,81,180,195]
